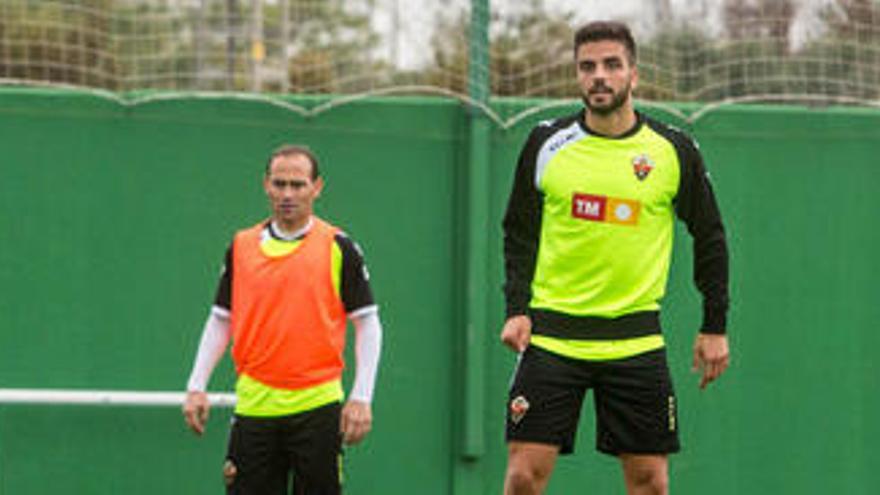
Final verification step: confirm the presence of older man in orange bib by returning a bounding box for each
[183,145,382,495]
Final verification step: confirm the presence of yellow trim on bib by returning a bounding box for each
[331,243,342,297]
[530,334,665,361]
[260,237,302,257]
[234,374,343,417]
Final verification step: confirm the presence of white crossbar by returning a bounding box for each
[0,389,236,407]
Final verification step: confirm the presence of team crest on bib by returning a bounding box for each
[632,153,654,181]
[509,395,530,424]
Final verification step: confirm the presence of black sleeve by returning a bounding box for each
[212,244,232,310]
[672,135,730,333]
[335,233,376,314]
[502,127,546,318]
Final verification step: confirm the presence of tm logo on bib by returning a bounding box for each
[572,193,641,226]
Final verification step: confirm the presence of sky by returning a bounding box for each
[372,0,840,68]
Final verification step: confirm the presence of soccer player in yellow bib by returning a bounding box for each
[500,21,730,495]
[183,145,382,495]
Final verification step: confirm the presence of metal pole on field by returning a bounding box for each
[250,0,264,91]
[226,0,239,90]
[0,389,236,407]
[460,0,490,476]
[280,0,290,93]
[195,0,205,89]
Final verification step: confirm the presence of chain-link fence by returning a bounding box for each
[1,0,879,124]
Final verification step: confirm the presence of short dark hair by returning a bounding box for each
[265,144,320,180]
[573,21,637,64]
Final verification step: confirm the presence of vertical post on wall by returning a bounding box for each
[453,1,490,493]
[196,0,206,90]
[225,0,238,90]
[460,0,490,469]
[280,0,290,93]
[250,0,264,92]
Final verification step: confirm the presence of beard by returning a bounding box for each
[581,81,632,116]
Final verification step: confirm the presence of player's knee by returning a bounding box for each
[626,467,668,494]
[505,463,550,494]
[505,465,537,493]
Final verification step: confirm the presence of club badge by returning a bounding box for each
[632,154,654,181]
[509,395,530,424]
[223,459,238,486]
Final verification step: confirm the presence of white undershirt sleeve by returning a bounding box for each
[185,306,232,392]
[348,309,383,403]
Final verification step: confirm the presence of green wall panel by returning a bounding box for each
[0,90,463,494]
[0,90,877,494]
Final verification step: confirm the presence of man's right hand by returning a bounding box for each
[500,315,532,353]
[182,391,210,436]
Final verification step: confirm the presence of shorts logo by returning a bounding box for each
[572,193,641,226]
[632,153,655,181]
[509,395,530,424]
[667,395,677,432]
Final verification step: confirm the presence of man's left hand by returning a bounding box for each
[340,400,372,445]
[692,333,730,390]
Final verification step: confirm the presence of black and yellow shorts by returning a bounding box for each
[225,402,342,495]
[505,345,680,456]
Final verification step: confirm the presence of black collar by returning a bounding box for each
[578,108,643,139]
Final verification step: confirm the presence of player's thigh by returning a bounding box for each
[593,349,679,456]
[284,403,343,495]
[226,415,289,495]
[506,345,590,455]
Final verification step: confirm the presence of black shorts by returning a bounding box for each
[225,402,342,495]
[506,345,680,456]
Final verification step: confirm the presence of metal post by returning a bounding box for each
[195,0,206,89]
[454,0,490,493]
[280,0,290,93]
[226,0,239,90]
[0,388,236,407]
[250,0,264,92]
[391,0,401,67]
